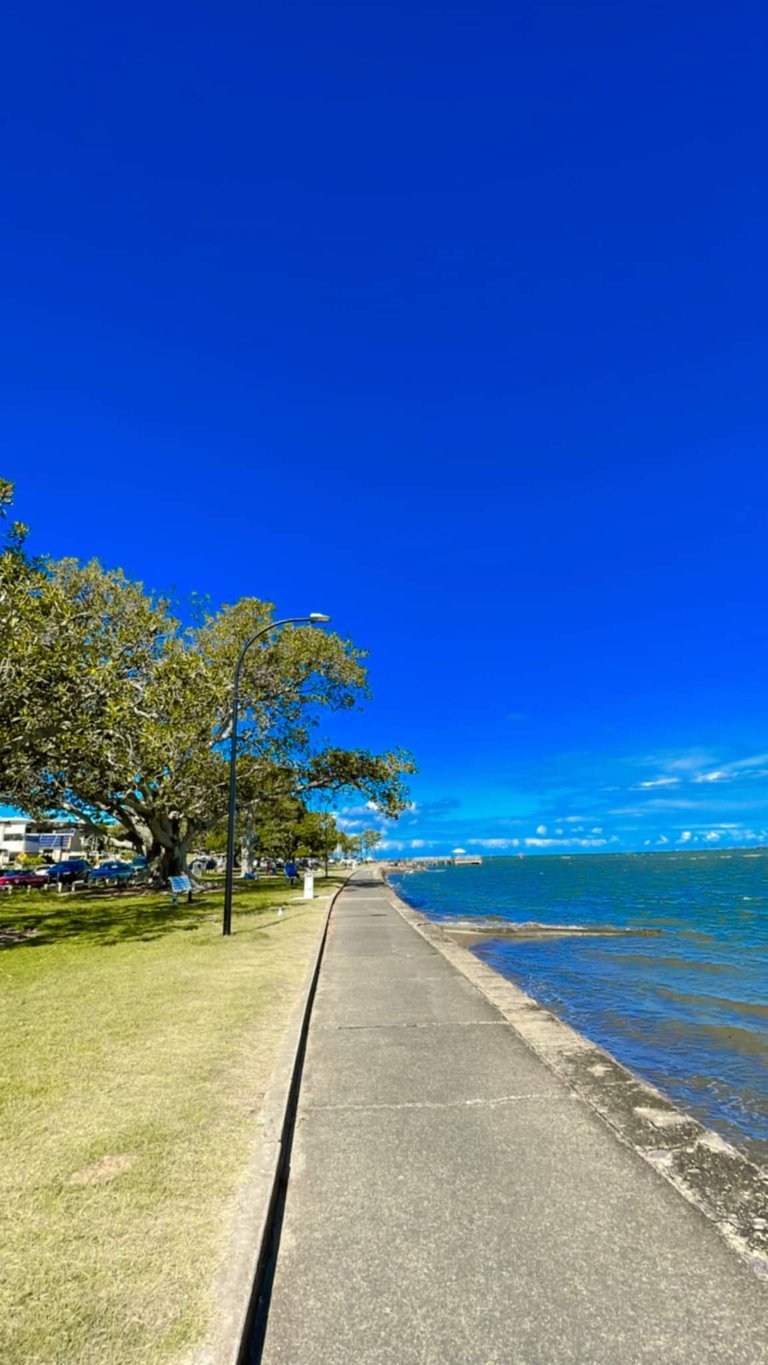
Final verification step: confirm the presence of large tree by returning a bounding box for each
[0,482,414,878]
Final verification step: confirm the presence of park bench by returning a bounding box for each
[168,874,203,906]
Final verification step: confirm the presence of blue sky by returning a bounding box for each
[4,1,768,855]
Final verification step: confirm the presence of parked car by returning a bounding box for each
[88,860,135,884]
[0,868,50,888]
[44,859,92,886]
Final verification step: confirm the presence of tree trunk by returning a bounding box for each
[242,816,255,874]
[158,839,189,880]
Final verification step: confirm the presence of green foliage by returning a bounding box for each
[207,800,347,864]
[0,480,415,877]
[352,828,383,858]
[0,476,29,552]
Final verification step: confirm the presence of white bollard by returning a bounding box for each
[303,872,315,900]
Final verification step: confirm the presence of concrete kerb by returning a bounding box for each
[381,868,768,1280]
[192,876,350,1365]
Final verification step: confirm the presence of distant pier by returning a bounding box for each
[389,854,483,867]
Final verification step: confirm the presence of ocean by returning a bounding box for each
[387,850,768,1163]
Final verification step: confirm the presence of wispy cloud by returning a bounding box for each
[609,799,702,815]
[634,749,768,789]
[693,754,768,784]
[413,797,462,816]
[634,776,680,789]
[525,836,609,849]
[379,838,439,851]
[467,837,521,848]
[663,750,718,774]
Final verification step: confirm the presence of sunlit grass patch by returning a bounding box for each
[0,874,344,1365]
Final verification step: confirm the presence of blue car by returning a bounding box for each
[88,860,135,884]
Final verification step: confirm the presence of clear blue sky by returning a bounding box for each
[5,1,768,854]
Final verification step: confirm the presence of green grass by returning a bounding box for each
[0,874,345,1365]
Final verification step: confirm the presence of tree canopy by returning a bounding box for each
[0,479,414,877]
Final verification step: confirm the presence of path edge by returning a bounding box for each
[192,876,349,1365]
[382,869,768,1279]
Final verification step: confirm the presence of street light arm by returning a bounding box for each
[232,617,314,692]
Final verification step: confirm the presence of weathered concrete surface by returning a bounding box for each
[259,874,768,1365]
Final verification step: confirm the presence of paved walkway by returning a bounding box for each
[259,873,768,1364]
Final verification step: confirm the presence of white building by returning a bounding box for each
[0,811,87,866]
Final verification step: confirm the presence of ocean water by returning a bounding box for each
[388,850,768,1163]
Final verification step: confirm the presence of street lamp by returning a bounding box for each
[222,613,331,935]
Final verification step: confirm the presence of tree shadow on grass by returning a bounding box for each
[0,883,289,949]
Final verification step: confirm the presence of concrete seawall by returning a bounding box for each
[384,871,768,1278]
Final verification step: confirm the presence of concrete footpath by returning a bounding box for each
[259,872,768,1364]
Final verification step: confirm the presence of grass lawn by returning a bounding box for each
[0,873,346,1365]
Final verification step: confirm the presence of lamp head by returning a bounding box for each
[309,613,332,623]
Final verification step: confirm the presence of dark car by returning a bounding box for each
[0,868,50,889]
[44,859,92,886]
[88,860,135,884]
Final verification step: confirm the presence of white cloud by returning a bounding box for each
[524,836,608,849]
[656,835,669,845]
[554,828,564,835]
[678,831,692,843]
[636,777,680,789]
[335,816,364,831]
[590,826,603,834]
[467,837,521,849]
[609,800,701,815]
[702,830,721,842]
[336,802,395,828]
[722,753,768,772]
[379,838,437,852]
[663,750,718,774]
[693,756,768,784]
[535,824,547,835]
[660,752,768,786]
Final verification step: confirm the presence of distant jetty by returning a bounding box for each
[391,854,483,868]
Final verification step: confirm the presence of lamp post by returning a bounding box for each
[222,613,331,935]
